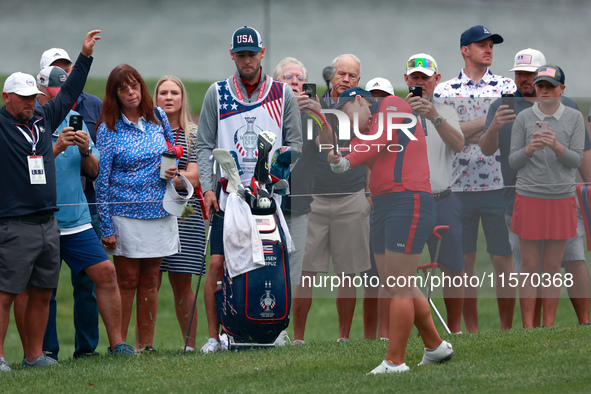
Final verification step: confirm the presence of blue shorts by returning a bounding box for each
[371,191,435,255]
[210,210,225,256]
[456,189,511,256]
[427,192,464,272]
[61,228,110,275]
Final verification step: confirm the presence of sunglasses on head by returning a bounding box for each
[406,58,437,71]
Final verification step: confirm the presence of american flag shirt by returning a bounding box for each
[434,68,516,192]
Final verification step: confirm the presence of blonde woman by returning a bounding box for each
[154,76,205,351]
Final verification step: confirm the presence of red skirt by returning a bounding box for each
[511,194,577,240]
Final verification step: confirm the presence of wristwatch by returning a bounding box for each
[81,146,92,157]
[432,115,443,127]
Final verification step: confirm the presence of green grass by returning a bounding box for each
[1,326,590,392]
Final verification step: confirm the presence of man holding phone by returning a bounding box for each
[17,66,136,359]
[480,49,591,325]
[403,53,465,333]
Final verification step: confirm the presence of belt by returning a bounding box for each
[0,213,53,224]
[433,189,451,202]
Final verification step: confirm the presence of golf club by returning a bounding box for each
[184,182,221,354]
[269,179,289,198]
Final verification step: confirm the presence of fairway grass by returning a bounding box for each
[1,326,590,392]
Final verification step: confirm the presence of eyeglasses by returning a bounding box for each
[117,81,140,93]
[283,74,305,82]
[406,58,437,72]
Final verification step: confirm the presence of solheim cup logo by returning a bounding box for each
[242,117,258,162]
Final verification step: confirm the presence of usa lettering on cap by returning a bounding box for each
[237,34,254,44]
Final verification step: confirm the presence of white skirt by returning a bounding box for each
[109,216,180,258]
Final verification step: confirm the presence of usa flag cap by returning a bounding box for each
[534,64,565,87]
[510,48,546,72]
[231,26,263,54]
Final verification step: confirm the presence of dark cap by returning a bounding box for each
[534,64,565,87]
[460,25,503,47]
[230,26,263,54]
[335,87,374,109]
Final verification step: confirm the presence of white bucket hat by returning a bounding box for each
[163,174,195,216]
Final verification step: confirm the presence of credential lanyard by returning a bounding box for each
[16,124,40,154]
[233,74,266,103]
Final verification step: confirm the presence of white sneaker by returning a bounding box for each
[273,330,291,346]
[200,338,221,354]
[367,360,409,375]
[219,333,229,350]
[0,357,11,372]
[418,340,455,365]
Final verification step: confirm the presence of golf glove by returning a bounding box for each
[330,157,351,173]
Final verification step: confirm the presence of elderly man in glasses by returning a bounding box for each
[434,25,517,333]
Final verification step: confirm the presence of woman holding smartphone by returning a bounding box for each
[96,65,179,352]
[154,76,205,351]
[509,65,585,328]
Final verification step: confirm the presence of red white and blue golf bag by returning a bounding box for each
[215,195,291,349]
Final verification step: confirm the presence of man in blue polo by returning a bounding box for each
[39,46,103,360]
[434,25,516,332]
[480,48,591,325]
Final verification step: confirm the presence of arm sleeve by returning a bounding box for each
[196,84,219,193]
[95,122,115,237]
[43,53,93,133]
[557,113,584,168]
[508,112,529,170]
[281,86,303,151]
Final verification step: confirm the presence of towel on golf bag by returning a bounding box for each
[576,184,591,251]
[223,193,265,278]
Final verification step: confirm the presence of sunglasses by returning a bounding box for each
[406,58,437,71]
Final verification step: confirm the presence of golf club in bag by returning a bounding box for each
[214,133,291,350]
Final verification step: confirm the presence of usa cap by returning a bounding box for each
[230,26,263,54]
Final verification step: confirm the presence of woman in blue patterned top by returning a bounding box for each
[96,64,179,352]
[154,75,206,352]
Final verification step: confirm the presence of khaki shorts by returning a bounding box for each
[303,191,371,274]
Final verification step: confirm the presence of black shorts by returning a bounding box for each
[0,215,60,294]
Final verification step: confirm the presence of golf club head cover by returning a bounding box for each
[254,131,277,184]
[270,146,302,182]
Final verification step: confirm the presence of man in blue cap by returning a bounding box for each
[196,26,301,353]
[434,25,517,333]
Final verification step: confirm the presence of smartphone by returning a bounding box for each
[409,85,423,97]
[502,94,515,111]
[69,114,84,131]
[535,121,549,132]
[303,83,316,98]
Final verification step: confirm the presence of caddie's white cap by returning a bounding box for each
[163,174,195,217]
[3,72,45,96]
[40,48,72,70]
[365,77,394,96]
[510,48,546,72]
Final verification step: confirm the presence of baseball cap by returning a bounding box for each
[365,77,394,96]
[163,174,194,217]
[460,25,503,47]
[406,53,438,77]
[40,48,71,70]
[230,26,263,54]
[335,87,373,109]
[37,66,68,97]
[3,72,45,96]
[534,64,565,87]
[509,48,546,72]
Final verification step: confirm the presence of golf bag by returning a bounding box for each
[215,197,291,349]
